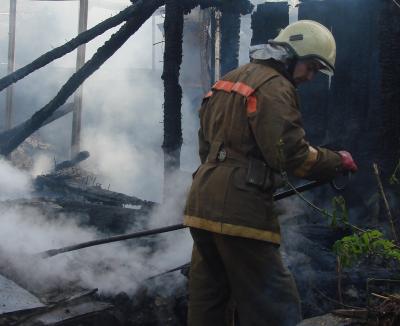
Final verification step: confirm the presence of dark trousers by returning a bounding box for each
[188,228,302,326]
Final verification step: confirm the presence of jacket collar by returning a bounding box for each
[251,59,297,88]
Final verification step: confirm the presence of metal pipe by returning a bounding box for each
[39,223,186,258]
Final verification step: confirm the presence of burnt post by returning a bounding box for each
[250,1,288,46]
[161,0,184,195]
[5,0,17,130]
[71,0,89,157]
[220,6,240,76]
[220,0,253,77]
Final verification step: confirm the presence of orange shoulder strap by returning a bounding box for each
[204,80,257,115]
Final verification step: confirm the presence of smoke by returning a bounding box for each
[277,195,311,224]
[0,158,31,200]
[0,203,192,295]
[0,158,192,296]
[31,154,54,177]
[79,65,165,201]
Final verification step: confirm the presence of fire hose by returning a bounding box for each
[38,177,349,259]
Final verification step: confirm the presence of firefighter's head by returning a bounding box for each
[270,20,336,84]
[291,58,324,85]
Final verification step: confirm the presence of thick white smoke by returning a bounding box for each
[0,158,31,200]
[0,158,192,295]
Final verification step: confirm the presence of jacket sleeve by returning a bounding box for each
[248,76,343,181]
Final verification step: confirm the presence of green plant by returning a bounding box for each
[333,230,400,268]
[276,141,400,269]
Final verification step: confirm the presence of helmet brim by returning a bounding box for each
[268,40,335,76]
[314,58,334,76]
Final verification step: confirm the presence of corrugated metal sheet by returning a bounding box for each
[0,274,45,315]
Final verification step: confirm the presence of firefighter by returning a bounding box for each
[184,20,358,326]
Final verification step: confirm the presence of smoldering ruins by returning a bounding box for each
[0,0,399,325]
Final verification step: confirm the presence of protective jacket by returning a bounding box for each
[184,60,343,244]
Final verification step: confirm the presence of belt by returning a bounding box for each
[206,141,249,166]
[205,141,278,191]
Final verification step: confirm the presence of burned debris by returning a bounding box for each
[162,0,184,181]
[0,0,166,157]
[0,0,399,325]
[220,0,253,76]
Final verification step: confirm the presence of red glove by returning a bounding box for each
[338,151,358,172]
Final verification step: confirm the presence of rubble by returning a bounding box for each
[34,168,155,208]
[9,135,53,171]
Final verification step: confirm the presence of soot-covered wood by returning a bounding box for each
[162,0,184,176]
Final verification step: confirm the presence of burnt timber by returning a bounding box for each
[162,0,185,180]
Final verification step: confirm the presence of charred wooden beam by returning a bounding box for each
[0,0,220,157]
[0,3,143,93]
[0,0,220,95]
[34,173,156,208]
[5,0,17,129]
[220,0,253,76]
[220,10,241,76]
[0,102,74,144]
[42,102,74,127]
[55,150,90,171]
[0,197,154,234]
[379,0,400,160]
[0,0,164,157]
[162,0,184,180]
[39,223,186,258]
[250,1,288,45]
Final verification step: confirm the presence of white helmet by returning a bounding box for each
[270,20,336,76]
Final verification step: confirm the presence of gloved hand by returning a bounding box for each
[338,151,358,172]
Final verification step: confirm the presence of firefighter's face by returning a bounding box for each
[293,59,322,85]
